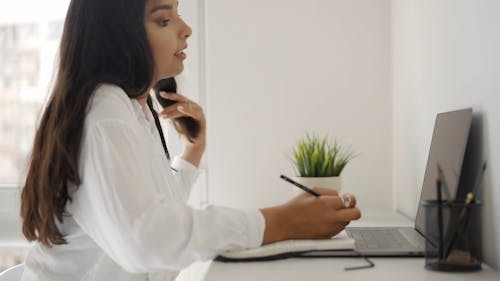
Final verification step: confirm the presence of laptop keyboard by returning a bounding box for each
[349,229,418,250]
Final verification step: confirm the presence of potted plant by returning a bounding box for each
[290,133,355,193]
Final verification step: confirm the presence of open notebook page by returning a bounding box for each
[217,230,355,261]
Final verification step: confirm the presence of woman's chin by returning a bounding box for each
[159,69,183,80]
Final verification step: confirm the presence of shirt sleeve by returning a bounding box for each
[68,120,265,273]
[170,156,200,202]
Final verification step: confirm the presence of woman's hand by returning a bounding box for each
[260,188,361,244]
[159,91,206,166]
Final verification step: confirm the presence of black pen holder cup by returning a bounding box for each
[421,199,482,272]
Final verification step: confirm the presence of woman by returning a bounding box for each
[20,0,361,280]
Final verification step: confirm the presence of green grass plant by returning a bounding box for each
[291,133,355,177]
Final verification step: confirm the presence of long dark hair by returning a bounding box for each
[21,0,167,246]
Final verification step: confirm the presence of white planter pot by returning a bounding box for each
[290,176,342,195]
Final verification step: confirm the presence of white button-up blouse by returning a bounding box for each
[21,84,265,281]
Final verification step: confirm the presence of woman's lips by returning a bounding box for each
[175,50,187,60]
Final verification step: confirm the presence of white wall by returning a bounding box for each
[204,0,392,209]
[392,0,500,270]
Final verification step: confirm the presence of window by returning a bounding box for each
[0,1,69,184]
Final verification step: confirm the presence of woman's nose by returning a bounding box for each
[180,19,192,39]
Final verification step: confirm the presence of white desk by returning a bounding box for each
[195,209,500,281]
[202,257,499,281]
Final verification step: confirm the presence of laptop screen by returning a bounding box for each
[414,108,472,235]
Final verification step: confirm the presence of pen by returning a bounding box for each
[280,174,321,197]
[436,166,444,260]
[444,192,475,259]
[444,161,486,259]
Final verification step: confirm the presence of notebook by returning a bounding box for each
[216,231,355,262]
[346,108,473,257]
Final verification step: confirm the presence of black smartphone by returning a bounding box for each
[154,77,200,142]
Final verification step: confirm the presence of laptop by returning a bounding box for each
[345,108,473,257]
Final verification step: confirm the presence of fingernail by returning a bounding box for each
[178,106,185,111]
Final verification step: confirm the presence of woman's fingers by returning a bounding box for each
[161,104,200,120]
[159,91,185,102]
[309,188,356,206]
[318,196,346,210]
[159,91,192,114]
[318,194,357,209]
[161,110,184,120]
[318,196,361,221]
[177,103,199,119]
[332,207,362,222]
[159,96,202,121]
[310,187,338,196]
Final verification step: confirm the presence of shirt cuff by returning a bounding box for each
[242,209,266,249]
[171,156,198,173]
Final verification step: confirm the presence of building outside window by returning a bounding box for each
[0,1,70,271]
[0,2,68,185]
